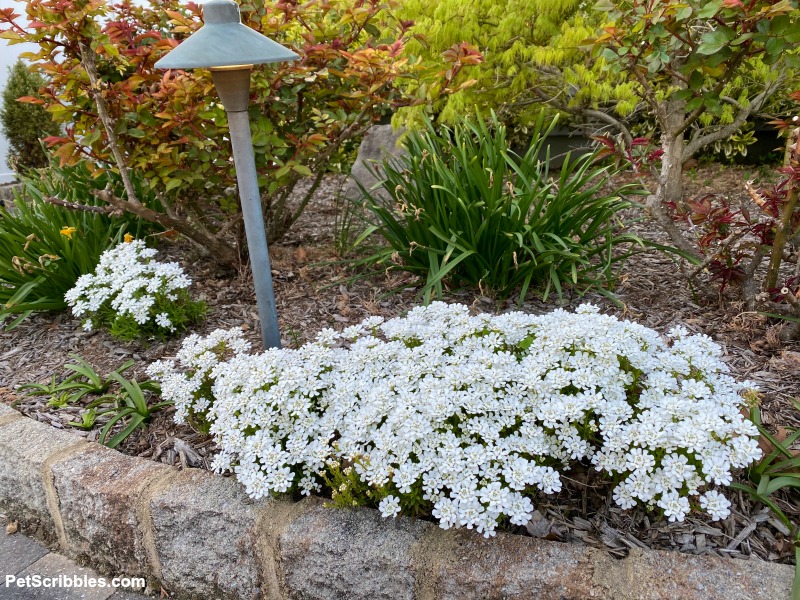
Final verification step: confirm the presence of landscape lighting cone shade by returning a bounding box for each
[154,0,299,70]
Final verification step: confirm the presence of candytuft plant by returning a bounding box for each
[149,303,761,537]
[0,161,160,329]
[65,239,205,341]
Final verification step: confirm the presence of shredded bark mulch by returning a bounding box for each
[1,166,797,567]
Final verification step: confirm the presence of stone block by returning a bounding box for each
[51,444,173,576]
[0,183,23,206]
[109,592,149,600]
[0,402,20,421]
[150,469,267,600]
[601,547,794,600]
[0,418,86,541]
[280,504,430,600]
[421,529,611,600]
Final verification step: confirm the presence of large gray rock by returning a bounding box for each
[280,504,429,600]
[0,418,86,542]
[150,469,268,600]
[51,444,174,577]
[0,182,22,206]
[343,124,406,201]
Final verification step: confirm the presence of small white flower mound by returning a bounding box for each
[147,303,761,537]
[65,240,193,333]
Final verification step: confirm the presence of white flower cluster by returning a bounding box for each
[148,328,252,423]
[65,240,192,332]
[148,303,761,536]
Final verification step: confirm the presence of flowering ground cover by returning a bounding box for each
[148,303,761,537]
[1,167,798,564]
[65,240,205,339]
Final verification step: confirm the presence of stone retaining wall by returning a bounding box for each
[0,402,793,599]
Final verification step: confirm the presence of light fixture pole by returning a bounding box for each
[155,0,299,349]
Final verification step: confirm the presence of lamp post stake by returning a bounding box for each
[209,66,281,349]
[155,0,300,350]
[225,97,282,349]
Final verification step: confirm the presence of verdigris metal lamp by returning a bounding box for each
[155,0,299,349]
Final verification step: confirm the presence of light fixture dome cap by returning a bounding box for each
[154,0,299,70]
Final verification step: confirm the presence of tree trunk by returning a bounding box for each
[659,100,686,208]
[94,190,241,267]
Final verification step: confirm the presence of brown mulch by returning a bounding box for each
[1,166,798,567]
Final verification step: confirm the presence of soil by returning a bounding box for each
[1,165,798,567]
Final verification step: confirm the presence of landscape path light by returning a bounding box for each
[155,0,299,349]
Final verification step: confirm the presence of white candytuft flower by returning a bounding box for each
[155,312,175,331]
[699,489,732,521]
[379,495,402,518]
[65,240,198,336]
[149,302,761,536]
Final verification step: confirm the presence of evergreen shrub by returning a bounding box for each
[0,59,60,171]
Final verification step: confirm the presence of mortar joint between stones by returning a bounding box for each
[40,440,91,552]
[133,466,184,583]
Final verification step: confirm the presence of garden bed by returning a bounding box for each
[1,165,798,573]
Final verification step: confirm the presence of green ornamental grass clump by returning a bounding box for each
[356,112,645,303]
